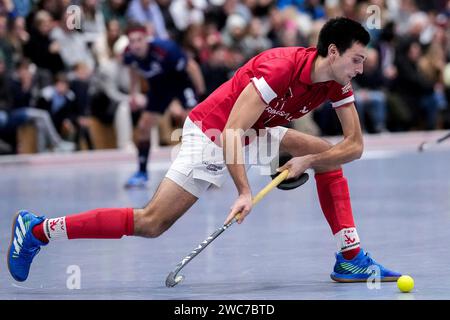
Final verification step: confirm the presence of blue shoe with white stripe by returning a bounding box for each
[331,249,401,282]
[7,210,47,282]
[124,171,149,188]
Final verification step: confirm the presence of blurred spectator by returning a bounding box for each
[376,21,411,132]
[92,18,127,66]
[407,11,435,46]
[8,16,29,64]
[169,0,206,32]
[10,58,35,109]
[36,73,78,140]
[24,10,64,75]
[394,37,438,130]
[12,0,32,18]
[241,17,271,59]
[70,62,94,149]
[50,11,95,72]
[203,19,222,49]
[279,17,307,47]
[418,33,448,128]
[0,57,75,152]
[201,45,233,95]
[126,0,169,39]
[36,0,67,21]
[277,0,325,20]
[303,0,325,20]
[0,0,14,16]
[391,0,418,36]
[356,0,386,46]
[101,0,129,31]
[340,0,359,21]
[0,13,14,72]
[80,0,106,45]
[353,48,388,133]
[227,44,246,69]
[206,0,252,31]
[222,13,248,50]
[266,6,285,47]
[276,0,304,11]
[0,51,14,148]
[243,0,274,18]
[91,39,133,149]
[155,0,178,39]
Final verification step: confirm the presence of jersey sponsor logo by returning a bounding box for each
[202,161,224,172]
[265,106,291,117]
[205,164,223,172]
[264,87,295,123]
[299,106,309,114]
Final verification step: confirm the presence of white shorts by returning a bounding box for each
[165,117,288,197]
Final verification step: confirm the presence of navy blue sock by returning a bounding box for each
[137,141,150,173]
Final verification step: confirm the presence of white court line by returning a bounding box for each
[361,150,406,160]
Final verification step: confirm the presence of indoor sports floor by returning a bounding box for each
[1,131,449,300]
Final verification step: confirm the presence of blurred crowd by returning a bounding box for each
[0,0,449,155]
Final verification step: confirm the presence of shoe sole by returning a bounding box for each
[330,273,400,283]
[7,211,23,282]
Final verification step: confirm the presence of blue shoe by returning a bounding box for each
[7,210,47,282]
[124,171,148,188]
[331,249,401,282]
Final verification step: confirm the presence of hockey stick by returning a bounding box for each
[165,170,309,287]
[418,131,450,152]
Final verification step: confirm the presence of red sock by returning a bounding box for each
[315,169,360,260]
[66,208,134,239]
[32,208,134,241]
[32,223,49,243]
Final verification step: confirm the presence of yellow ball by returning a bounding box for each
[397,275,414,293]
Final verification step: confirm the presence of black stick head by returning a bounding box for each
[165,272,184,288]
[418,142,426,152]
[271,153,309,190]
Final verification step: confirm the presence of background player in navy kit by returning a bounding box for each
[123,25,206,188]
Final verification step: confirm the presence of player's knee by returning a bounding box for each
[137,124,150,137]
[137,208,172,238]
[143,217,169,238]
[145,222,168,238]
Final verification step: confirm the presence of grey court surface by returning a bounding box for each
[0,131,449,300]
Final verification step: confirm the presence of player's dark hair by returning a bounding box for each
[317,17,370,57]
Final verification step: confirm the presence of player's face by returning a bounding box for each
[330,42,367,85]
[128,31,148,58]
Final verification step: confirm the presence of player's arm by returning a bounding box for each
[311,103,364,166]
[128,66,141,110]
[185,57,206,97]
[279,103,363,178]
[223,82,267,224]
